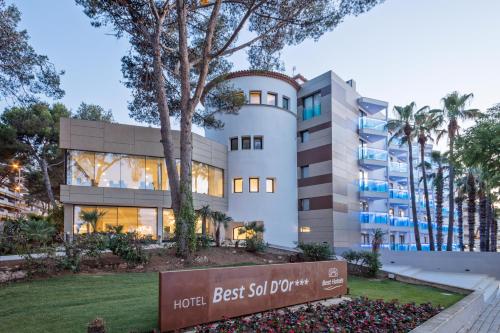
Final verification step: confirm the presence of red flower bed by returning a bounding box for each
[195,298,442,333]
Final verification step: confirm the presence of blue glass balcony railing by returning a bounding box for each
[358,147,388,161]
[359,179,389,192]
[390,216,411,227]
[389,161,408,173]
[359,117,387,132]
[359,212,388,224]
[389,189,409,200]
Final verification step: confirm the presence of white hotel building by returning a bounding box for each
[60,69,458,251]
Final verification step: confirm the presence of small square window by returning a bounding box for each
[233,178,243,193]
[249,91,261,104]
[282,97,290,110]
[301,198,310,211]
[267,93,277,106]
[300,130,309,143]
[254,136,263,150]
[242,136,251,150]
[230,137,238,151]
[249,177,259,193]
[266,178,275,193]
[299,226,311,233]
[300,166,309,178]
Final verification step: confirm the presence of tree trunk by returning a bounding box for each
[485,196,491,251]
[420,141,434,250]
[456,198,464,251]
[436,166,444,251]
[202,216,207,237]
[467,172,476,251]
[40,157,56,208]
[446,137,455,251]
[215,224,221,247]
[478,186,487,252]
[490,204,496,252]
[407,138,421,250]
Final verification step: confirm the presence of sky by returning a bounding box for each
[6,0,500,139]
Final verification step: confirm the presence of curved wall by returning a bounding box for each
[206,74,298,247]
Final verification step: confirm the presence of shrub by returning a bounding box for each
[46,204,65,234]
[108,232,150,267]
[245,237,266,253]
[196,235,213,249]
[343,249,381,277]
[0,217,24,255]
[238,221,265,253]
[57,236,85,272]
[298,242,332,261]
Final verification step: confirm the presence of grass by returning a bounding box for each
[0,273,464,333]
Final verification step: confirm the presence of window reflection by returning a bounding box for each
[67,151,94,186]
[162,208,204,240]
[208,167,224,197]
[120,155,146,189]
[145,157,162,190]
[192,162,209,194]
[95,153,121,188]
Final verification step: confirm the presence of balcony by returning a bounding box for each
[359,179,389,200]
[359,117,387,143]
[388,161,408,182]
[389,216,411,227]
[358,147,388,170]
[388,137,408,158]
[389,189,409,205]
[358,97,388,115]
[359,212,388,224]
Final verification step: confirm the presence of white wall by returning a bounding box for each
[206,75,299,247]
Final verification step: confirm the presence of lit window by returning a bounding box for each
[242,136,251,150]
[249,177,259,193]
[300,130,309,143]
[301,198,310,211]
[282,96,290,110]
[303,92,321,120]
[388,208,394,216]
[266,178,275,193]
[249,91,261,104]
[300,226,311,233]
[300,165,309,178]
[253,136,263,150]
[230,137,238,151]
[267,93,277,106]
[233,178,243,193]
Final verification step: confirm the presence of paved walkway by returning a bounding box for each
[468,294,500,333]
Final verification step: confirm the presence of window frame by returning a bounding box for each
[230,137,239,151]
[300,165,310,179]
[249,91,262,104]
[300,130,310,143]
[253,136,263,150]
[302,92,321,120]
[233,177,243,193]
[300,198,310,211]
[241,136,251,150]
[266,177,275,193]
[282,96,290,110]
[249,177,260,193]
[267,92,278,106]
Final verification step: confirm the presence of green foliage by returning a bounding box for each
[211,211,233,247]
[79,208,106,234]
[57,236,85,273]
[298,242,332,261]
[175,187,197,256]
[108,233,151,267]
[73,102,114,122]
[0,0,64,104]
[0,217,24,254]
[372,228,385,254]
[245,237,265,253]
[196,235,213,249]
[238,222,265,253]
[343,250,381,277]
[106,224,124,234]
[46,204,64,234]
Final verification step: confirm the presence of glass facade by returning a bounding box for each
[358,147,388,161]
[359,179,388,192]
[73,205,157,236]
[303,93,321,120]
[358,117,387,132]
[162,209,204,240]
[67,150,224,197]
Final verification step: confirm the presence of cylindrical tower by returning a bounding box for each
[205,71,299,247]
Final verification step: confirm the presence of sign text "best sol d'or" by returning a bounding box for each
[159,261,347,332]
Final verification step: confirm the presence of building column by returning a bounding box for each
[157,206,163,242]
[63,204,74,240]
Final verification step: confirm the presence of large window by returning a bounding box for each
[67,150,223,197]
[73,205,157,237]
[162,209,204,240]
[249,91,261,104]
[303,92,321,120]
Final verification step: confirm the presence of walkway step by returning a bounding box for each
[468,295,500,332]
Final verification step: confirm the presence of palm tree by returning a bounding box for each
[428,151,447,251]
[372,228,385,254]
[414,107,437,251]
[466,171,476,251]
[211,211,232,247]
[478,180,487,251]
[387,102,427,251]
[196,205,211,237]
[80,209,106,234]
[455,187,465,251]
[489,201,497,252]
[432,92,480,251]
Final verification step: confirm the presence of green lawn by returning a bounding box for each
[0,273,464,333]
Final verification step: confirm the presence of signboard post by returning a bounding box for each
[159,261,347,332]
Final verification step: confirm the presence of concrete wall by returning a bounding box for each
[380,250,500,279]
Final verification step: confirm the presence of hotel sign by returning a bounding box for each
[159,261,347,332]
